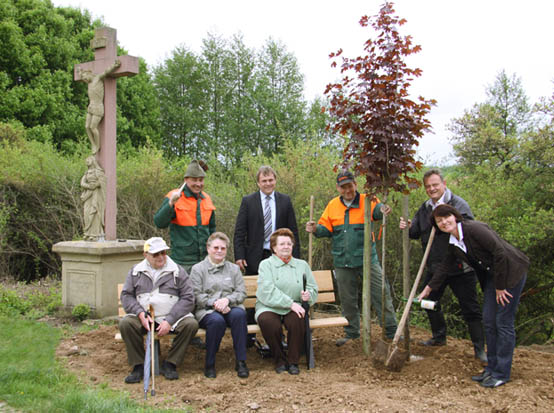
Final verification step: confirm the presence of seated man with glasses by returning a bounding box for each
[119,237,199,383]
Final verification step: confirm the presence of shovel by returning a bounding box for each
[373,227,436,371]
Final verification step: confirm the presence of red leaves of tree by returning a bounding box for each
[325,1,436,196]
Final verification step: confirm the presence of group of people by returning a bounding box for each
[119,161,528,390]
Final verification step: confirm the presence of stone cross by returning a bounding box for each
[74,27,139,240]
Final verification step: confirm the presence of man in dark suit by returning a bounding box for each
[234,165,300,347]
[234,165,300,275]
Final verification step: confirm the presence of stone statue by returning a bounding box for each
[81,156,107,241]
[78,60,121,154]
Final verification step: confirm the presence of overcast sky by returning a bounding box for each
[53,0,554,165]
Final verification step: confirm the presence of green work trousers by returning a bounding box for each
[335,260,397,339]
[119,315,198,367]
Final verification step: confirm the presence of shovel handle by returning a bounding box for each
[149,305,155,394]
[391,226,436,346]
[308,195,314,268]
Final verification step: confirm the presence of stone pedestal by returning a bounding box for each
[52,240,144,318]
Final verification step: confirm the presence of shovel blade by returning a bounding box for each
[385,345,409,372]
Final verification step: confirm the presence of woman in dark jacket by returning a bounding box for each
[419,204,529,388]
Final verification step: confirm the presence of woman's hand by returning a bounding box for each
[301,290,311,302]
[496,289,513,306]
[214,297,230,313]
[417,285,432,301]
[290,302,305,318]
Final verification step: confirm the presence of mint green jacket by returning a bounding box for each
[255,255,318,321]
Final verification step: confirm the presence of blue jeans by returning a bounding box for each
[335,260,398,339]
[199,307,247,368]
[482,273,526,381]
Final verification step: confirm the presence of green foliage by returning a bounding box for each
[0,0,161,153]
[71,303,90,321]
[449,71,531,168]
[0,286,30,316]
[153,33,312,166]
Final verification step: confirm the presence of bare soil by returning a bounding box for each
[56,317,554,413]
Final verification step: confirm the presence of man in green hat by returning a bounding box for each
[154,160,216,273]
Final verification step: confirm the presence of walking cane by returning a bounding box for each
[150,305,155,397]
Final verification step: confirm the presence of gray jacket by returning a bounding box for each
[190,257,246,323]
[120,256,195,327]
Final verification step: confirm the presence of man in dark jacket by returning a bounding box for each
[399,169,486,362]
[119,237,199,383]
[234,165,300,275]
[233,165,300,346]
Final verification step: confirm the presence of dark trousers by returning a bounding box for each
[199,307,248,368]
[483,273,526,381]
[257,311,305,367]
[424,270,483,341]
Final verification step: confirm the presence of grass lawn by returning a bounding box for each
[0,316,174,412]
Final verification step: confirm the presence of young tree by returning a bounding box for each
[325,2,434,197]
[325,1,435,353]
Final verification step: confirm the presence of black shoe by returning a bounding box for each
[471,370,491,382]
[246,335,256,349]
[288,364,300,375]
[336,337,355,347]
[160,360,179,380]
[235,360,249,378]
[124,364,144,383]
[204,365,217,379]
[480,376,506,388]
[419,337,446,347]
[191,336,206,349]
[275,364,288,374]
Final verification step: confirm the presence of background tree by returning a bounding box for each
[0,0,161,153]
[255,38,307,155]
[154,46,208,158]
[449,71,531,168]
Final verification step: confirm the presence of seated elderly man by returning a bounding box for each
[119,237,199,383]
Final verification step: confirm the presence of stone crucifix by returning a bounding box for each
[74,27,139,241]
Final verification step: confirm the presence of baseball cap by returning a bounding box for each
[143,237,170,254]
[336,170,355,186]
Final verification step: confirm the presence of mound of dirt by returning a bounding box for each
[56,317,554,412]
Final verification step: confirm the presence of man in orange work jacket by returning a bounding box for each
[306,171,398,346]
[154,160,216,273]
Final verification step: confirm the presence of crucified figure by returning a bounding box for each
[78,60,121,154]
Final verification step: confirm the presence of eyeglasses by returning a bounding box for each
[150,251,167,257]
[211,246,227,251]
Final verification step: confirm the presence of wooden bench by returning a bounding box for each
[115,270,348,340]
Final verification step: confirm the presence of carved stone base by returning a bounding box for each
[52,240,144,318]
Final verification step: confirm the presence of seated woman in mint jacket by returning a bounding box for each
[255,228,318,375]
[419,204,529,389]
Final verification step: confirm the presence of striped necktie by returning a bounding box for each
[263,195,272,241]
